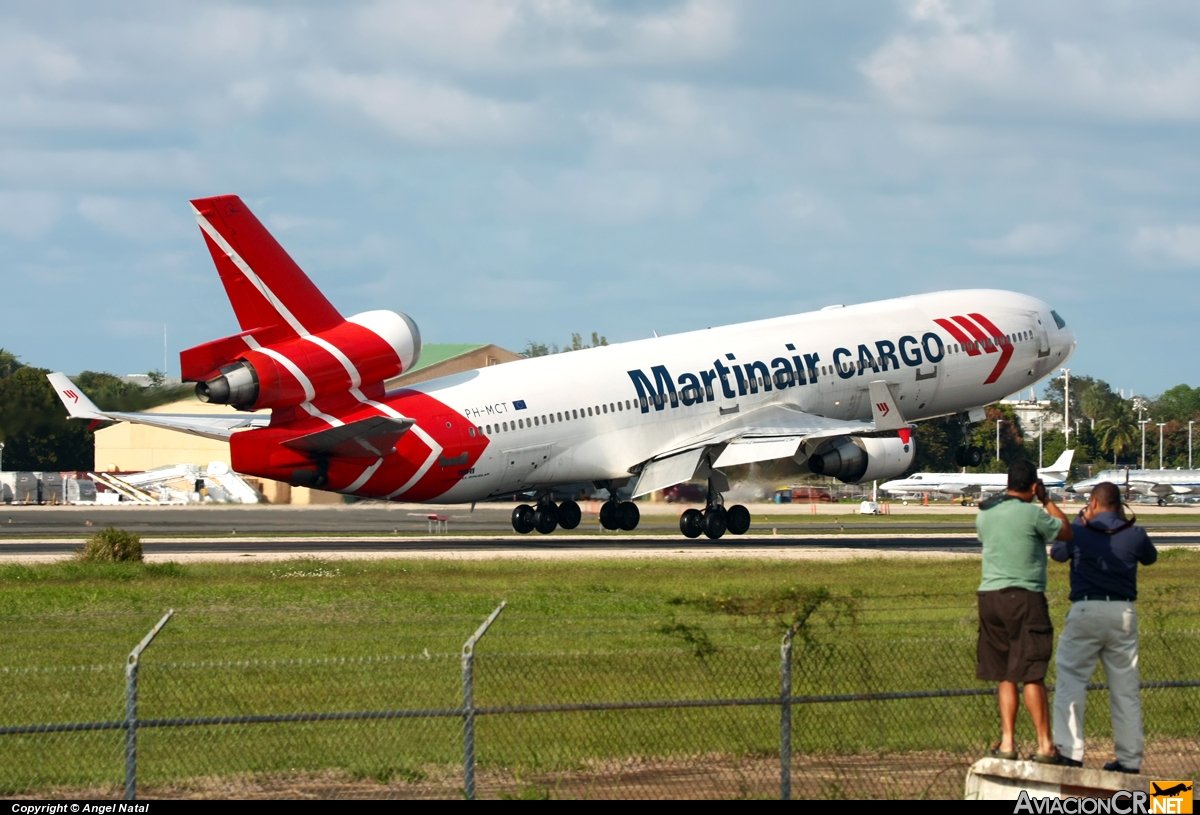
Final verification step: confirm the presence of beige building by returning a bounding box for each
[92,343,521,503]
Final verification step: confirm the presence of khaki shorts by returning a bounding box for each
[976,588,1053,683]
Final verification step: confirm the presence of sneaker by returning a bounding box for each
[1103,761,1139,775]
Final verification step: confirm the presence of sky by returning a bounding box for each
[1,0,1198,398]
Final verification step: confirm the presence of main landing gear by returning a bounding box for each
[679,479,751,540]
[511,495,583,535]
[955,410,984,467]
[599,495,640,532]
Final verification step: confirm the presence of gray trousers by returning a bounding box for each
[1053,600,1143,769]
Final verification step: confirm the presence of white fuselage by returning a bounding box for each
[1073,469,1200,497]
[396,289,1075,502]
[880,470,1070,498]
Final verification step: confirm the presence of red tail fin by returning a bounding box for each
[190,195,343,336]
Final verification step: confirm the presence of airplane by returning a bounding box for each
[48,195,1077,539]
[1071,467,1200,506]
[1151,782,1192,797]
[880,449,1075,505]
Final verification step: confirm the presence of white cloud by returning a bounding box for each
[972,222,1081,256]
[0,191,66,240]
[77,196,190,242]
[0,31,82,91]
[0,149,205,190]
[861,0,1200,120]
[302,70,536,143]
[1131,224,1200,266]
[353,0,737,70]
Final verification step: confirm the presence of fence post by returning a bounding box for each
[780,622,800,801]
[124,609,174,801]
[462,601,506,801]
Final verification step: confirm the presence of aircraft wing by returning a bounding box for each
[48,372,269,442]
[629,403,885,497]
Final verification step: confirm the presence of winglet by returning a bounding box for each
[868,381,907,431]
[46,373,108,421]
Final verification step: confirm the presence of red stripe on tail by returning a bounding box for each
[191,195,343,336]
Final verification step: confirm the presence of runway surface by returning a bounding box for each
[4,533,1199,558]
[6,504,1198,537]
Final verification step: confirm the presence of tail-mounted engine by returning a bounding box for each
[189,310,421,410]
[808,432,915,484]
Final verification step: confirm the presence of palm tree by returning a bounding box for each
[1096,407,1137,465]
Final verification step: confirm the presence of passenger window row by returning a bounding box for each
[476,329,1039,436]
[947,329,1033,355]
[483,400,637,435]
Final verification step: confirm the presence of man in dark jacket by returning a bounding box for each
[1051,481,1157,774]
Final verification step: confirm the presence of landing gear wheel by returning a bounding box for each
[511,504,535,534]
[1158,497,1166,507]
[599,500,620,530]
[617,501,640,531]
[558,500,582,530]
[680,508,704,539]
[703,507,727,540]
[956,447,984,467]
[726,504,751,535]
[533,506,558,534]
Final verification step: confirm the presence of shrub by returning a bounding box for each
[78,526,143,563]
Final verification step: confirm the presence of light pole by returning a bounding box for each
[1061,368,1071,446]
[1158,423,1166,470]
[996,419,1002,461]
[1140,419,1151,470]
[1039,410,1044,468]
[1190,420,1195,470]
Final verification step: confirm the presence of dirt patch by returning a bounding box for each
[18,742,1200,799]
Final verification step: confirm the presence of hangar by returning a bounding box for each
[93,343,521,504]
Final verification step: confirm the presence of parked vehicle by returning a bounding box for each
[789,486,833,503]
[664,483,708,503]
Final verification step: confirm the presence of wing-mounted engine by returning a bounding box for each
[189,310,422,410]
[808,431,915,484]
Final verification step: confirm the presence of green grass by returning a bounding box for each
[1,554,1198,797]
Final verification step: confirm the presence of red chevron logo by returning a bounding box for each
[932,313,1013,385]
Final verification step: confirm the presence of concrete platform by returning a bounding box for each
[966,757,1150,800]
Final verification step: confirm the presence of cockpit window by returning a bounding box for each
[1051,310,1066,330]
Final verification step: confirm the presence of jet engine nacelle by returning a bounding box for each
[196,310,421,410]
[808,434,916,484]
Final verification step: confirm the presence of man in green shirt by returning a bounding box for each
[976,459,1073,763]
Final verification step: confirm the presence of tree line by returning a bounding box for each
[911,376,1200,478]
[2,344,1195,480]
[0,349,190,471]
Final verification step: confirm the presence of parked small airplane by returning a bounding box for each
[49,195,1076,538]
[1071,467,1200,506]
[879,449,1075,504]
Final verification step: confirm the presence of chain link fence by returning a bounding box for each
[2,600,1198,799]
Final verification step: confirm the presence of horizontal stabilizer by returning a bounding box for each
[282,415,415,459]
